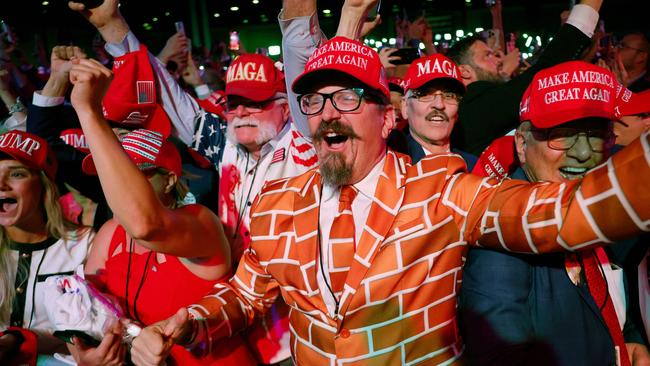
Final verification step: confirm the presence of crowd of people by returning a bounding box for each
[1,0,649,365]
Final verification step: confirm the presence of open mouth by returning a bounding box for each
[426,112,448,123]
[0,197,17,213]
[559,166,589,179]
[323,132,350,148]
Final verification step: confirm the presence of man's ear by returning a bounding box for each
[515,127,528,165]
[165,173,178,195]
[400,97,409,121]
[381,105,396,139]
[642,116,650,131]
[458,64,475,84]
[280,100,291,122]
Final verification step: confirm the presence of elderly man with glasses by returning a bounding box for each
[615,32,650,93]
[399,54,477,168]
[459,61,650,366]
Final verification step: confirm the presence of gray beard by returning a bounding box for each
[320,151,353,186]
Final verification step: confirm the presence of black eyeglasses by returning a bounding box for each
[530,127,614,152]
[225,97,285,114]
[297,88,366,116]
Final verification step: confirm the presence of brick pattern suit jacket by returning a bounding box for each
[186,133,650,366]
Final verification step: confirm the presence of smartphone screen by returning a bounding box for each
[175,21,185,35]
[229,31,240,51]
[367,1,381,20]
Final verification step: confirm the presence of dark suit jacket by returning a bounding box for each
[458,168,643,366]
[27,102,111,230]
[452,24,592,155]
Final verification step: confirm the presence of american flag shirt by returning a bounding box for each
[190,110,318,363]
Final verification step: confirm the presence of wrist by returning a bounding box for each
[42,77,70,97]
[4,97,26,115]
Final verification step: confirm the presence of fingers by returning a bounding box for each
[131,324,171,366]
[68,1,86,11]
[164,307,190,341]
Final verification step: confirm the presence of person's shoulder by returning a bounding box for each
[406,153,468,178]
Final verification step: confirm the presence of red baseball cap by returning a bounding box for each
[404,54,465,94]
[0,130,57,180]
[60,128,90,154]
[292,36,390,99]
[102,45,172,137]
[388,76,406,94]
[471,135,517,180]
[519,61,624,128]
[615,89,650,118]
[225,53,286,102]
[82,129,182,177]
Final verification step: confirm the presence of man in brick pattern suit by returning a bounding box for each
[131,11,650,366]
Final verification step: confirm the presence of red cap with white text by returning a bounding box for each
[615,89,650,118]
[519,61,624,128]
[225,53,286,102]
[0,130,57,180]
[404,54,465,94]
[292,36,389,99]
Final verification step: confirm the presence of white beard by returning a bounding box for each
[226,116,280,147]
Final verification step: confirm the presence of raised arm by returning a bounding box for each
[279,0,320,138]
[455,132,650,253]
[69,0,202,145]
[68,58,228,260]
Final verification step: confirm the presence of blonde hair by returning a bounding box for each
[0,171,83,326]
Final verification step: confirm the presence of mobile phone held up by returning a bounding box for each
[389,48,421,65]
[175,21,185,35]
[367,0,381,21]
[229,31,240,51]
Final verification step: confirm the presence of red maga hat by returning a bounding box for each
[519,61,626,128]
[292,36,389,99]
[102,45,172,137]
[615,89,650,118]
[404,54,465,94]
[471,135,517,180]
[60,128,90,154]
[83,129,182,177]
[0,130,57,180]
[225,53,286,102]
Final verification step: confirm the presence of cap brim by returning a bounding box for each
[226,85,277,102]
[0,150,41,172]
[409,77,466,95]
[293,69,378,96]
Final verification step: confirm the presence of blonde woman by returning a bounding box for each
[0,130,94,365]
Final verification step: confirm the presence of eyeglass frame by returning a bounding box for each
[224,96,285,114]
[407,90,463,105]
[616,42,648,53]
[297,87,370,116]
[529,126,615,153]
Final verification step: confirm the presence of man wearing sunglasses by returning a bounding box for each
[459,61,650,366]
[400,54,477,168]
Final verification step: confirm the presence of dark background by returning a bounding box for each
[0,0,647,61]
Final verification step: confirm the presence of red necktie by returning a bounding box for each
[328,185,358,298]
[581,250,630,366]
